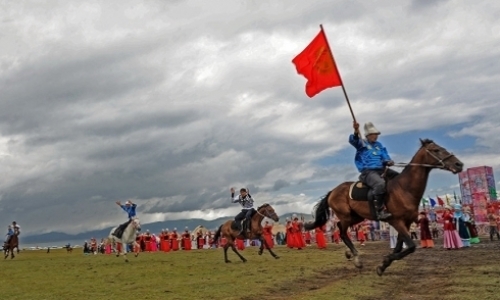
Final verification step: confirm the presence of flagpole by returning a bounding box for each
[319,24,357,123]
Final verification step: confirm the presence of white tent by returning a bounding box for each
[191,225,210,238]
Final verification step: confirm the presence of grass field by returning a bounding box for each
[1,239,499,300]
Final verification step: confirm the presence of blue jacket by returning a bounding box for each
[349,134,392,172]
[7,228,14,236]
[121,204,137,219]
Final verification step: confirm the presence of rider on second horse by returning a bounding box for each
[112,200,137,239]
[231,187,255,235]
[349,121,398,220]
[4,225,13,244]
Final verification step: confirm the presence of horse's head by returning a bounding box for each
[419,139,464,174]
[257,203,280,222]
[131,217,141,232]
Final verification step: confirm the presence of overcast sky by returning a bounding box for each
[1,0,500,235]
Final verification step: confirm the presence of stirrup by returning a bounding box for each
[377,211,392,220]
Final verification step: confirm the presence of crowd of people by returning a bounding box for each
[76,203,500,255]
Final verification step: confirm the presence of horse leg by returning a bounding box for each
[258,237,264,255]
[223,243,231,263]
[260,236,279,259]
[122,244,129,263]
[113,241,120,258]
[230,244,247,263]
[377,223,416,276]
[134,242,140,257]
[339,221,362,269]
[392,234,405,254]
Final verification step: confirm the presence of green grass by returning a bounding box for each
[0,241,498,300]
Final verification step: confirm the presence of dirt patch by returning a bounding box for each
[253,239,500,300]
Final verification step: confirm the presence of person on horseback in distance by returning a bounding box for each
[230,187,255,235]
[349,121,399,220]
[112,200,137,239]
[4,225,14,245]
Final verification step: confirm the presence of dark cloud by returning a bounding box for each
[409,0,449,11]
[273,179,290,191]
[0,0,498,235]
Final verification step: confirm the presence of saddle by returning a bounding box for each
[231,210,257,236]
[348,181,373,202]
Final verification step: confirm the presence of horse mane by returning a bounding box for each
[257,203,270,210]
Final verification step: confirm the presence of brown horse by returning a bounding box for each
[212,203,280,263]
[4,234,19,259]
[305,139,463,275]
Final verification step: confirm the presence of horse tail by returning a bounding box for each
[212,225,223,245]
[304,190,332,231]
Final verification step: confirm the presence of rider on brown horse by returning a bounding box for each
[231,187,255,235]
[350,121,398,220]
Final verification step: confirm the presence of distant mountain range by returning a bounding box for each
[21,212,313,245]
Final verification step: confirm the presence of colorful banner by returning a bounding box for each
[467,166,488,197]
[458,166,497,223]
[485,166,498,201]
[458,172,472,204]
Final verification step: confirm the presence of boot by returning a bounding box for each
[373,196,392,220]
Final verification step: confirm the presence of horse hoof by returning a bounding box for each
[354,257,363,269]
[274,256,280,259]
[345,250,352,260]
[125,259,129,263]
[134,254,138,257]
[242,260,247,263]
[225,260,231,263]
[258,251,263,256]
[376,266,384,276]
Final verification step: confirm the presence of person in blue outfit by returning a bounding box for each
[349,121,399,220]
[4,225,14,244]
[112,200,137,239]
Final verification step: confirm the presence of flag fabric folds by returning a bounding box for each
[437,196,445,206]
[429,197,436,207]
[292,29,342,98]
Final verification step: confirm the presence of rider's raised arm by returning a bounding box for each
[349,134,363,150]
[231,195,241,203]
[120,205,128,213]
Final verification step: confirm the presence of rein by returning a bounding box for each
[392,148,455,170]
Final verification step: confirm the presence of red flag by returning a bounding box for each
[292,29,342,98]
[436,196,444,206]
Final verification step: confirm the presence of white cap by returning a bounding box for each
[364,122,381,137]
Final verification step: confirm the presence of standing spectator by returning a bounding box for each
[417,211,434,248]
[430,221,439,239]
[442,205,462,250]
[487,208,500,241]
[410,223,418,240]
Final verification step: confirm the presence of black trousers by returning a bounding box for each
[359,169,400,196]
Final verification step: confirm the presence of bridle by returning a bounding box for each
[393,145,456,170]
[131,218,141,230]
[256,205,278,220]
